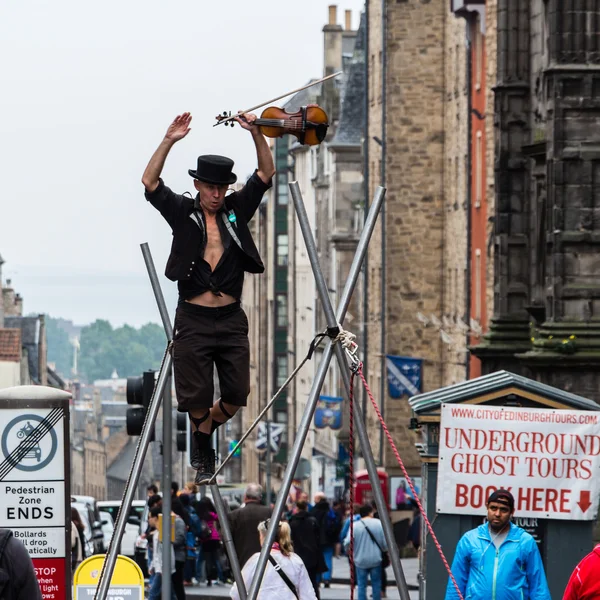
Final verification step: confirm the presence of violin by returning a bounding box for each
[213,72,341,146]
[216,105,329,146]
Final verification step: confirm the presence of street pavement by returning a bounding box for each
[183,556,420,599]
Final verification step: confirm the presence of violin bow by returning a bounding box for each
[213,71,343,127]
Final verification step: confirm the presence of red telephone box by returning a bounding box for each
[353,468,389,509]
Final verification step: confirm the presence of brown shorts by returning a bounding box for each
[173,301,250,412]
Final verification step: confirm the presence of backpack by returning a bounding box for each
[324,508,341,541]
[187,508,204,540]
[0,529,15,600]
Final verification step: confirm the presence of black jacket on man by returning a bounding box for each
[228,501,272,568]
[289,510,324,571]
[145,171,271,282]
[310,499,340,547]
[0,530,42,600]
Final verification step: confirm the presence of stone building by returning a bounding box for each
[365,0,497,476]
[472,1,600,404]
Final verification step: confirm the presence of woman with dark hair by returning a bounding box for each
[196,497,225,585]
[231,520,317,599]
[70,507,86,569]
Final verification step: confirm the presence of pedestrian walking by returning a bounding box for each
[344,504,387,600]
[562,544,600,600]
[444,489,550,600]
[70,507,85,570]
[230,519,317,599]
[228,483,271,568]
[197,497,227,586]
[309,492,341,588]
[147,507,177,600]
[289,499,327,599]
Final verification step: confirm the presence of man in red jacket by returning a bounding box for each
[562,545,600,600]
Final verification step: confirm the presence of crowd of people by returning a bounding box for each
[137,482,400,600]
[0,483,599,599]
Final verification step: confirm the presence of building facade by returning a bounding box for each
[365,0,498,476]
[473,0,600,403]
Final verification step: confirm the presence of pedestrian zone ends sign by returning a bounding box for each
[436,404,600,520]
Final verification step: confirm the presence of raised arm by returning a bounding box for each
[142,112,192,192]
[235,113,276,184]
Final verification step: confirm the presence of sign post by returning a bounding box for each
[0,385,71,600]
[74,554,144,599]
[437,403,600,519]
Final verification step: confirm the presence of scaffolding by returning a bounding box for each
[94,182,412,600]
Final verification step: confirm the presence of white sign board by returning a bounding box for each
[0,388,70,600]
[437,404,600,520]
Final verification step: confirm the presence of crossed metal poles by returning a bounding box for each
[96,183,411,600]
[245,183,410,600]
[95,244,247,600]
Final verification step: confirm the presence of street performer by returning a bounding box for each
[142,111,275,482]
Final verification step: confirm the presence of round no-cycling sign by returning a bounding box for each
[74,555,144,600]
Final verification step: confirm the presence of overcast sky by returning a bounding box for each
[0,0,364,329]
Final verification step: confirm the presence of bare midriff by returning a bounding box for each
[185,213,237,308]
[186,290,237,307]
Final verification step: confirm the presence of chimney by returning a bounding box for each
[328,5,337,25]
[323,5,343,75]
[345,10,352,31]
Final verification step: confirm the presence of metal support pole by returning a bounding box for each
[211,484,247,599]
[336,347,411,600]
[245,184,385,600]
[162,377,173,600]
[290,183,411,600]
[141,242,175,598]
[141,242,173,340]
[95,352,171,600]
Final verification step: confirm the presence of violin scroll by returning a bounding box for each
[215,111,235,127]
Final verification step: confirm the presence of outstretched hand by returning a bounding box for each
[165,112,192,142]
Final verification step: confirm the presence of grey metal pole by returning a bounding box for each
[141,242,173,340]
[335,348,411,600]
[291,182,411,600]
[162,377,173,600]
[211,484,247,599]
[244,184,384,600]
[140,241,176,597]
[95,352,171,600]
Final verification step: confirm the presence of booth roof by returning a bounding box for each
[408,370,599,415]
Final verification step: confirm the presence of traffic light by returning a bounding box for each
[126,370,156,440]
[176,412,187,452]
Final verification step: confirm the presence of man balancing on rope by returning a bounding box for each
[142,112,275,482]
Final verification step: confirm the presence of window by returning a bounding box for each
[277,234,288,266]
[473,22,483,91]
[475,249,481,320]
[475,131,482,208]
[276,355,288,386]
[276,294,287,327]
[277,174,288,205]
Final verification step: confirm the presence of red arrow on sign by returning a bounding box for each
[577,490,592,513]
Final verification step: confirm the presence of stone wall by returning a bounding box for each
[367,0,452,474]
[442,13,469,386]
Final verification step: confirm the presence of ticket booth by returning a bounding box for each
[409,370,600,600]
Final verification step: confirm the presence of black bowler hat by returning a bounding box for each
[188,154,237,185]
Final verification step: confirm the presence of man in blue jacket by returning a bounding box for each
[445,489,550,600]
